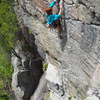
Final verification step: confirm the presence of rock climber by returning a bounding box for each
[45,0,63,39]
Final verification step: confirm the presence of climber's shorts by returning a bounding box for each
[50,21,57,28]
[53,24,57,28]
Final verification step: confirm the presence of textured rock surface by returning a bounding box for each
[12,42,43,100]
[12,0,100,100]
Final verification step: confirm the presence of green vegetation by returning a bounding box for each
[42,62,48,71]
[68,97,72,100]
[68,96,77,100]
[0,0,19,53]
[45,92,50,100]
[29,29,33,34]
[0,0,19,99]
[0,48,13,100]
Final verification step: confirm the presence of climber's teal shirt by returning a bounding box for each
[46,1,61,24]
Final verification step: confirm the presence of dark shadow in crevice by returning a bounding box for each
[60,19,67,51]
[60,7,67,51]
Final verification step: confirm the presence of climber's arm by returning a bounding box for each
[49,1,56,7]
[53,6,62,20]
[54,0,57,2]
[58,6,63,15]
[53,14,61,21]
[58,10,62,15]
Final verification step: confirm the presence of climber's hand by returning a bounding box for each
[54,0,57,2]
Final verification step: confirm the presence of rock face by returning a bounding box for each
[12,0,100,100]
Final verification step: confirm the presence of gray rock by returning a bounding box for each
[64,0,73,4]
[80,24,98,52]
[12,42,43,100]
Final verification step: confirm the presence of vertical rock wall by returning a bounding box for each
[61,0,100,99]
[13,0,100,99]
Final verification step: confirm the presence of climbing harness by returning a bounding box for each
[47,23,50,28]
[47,21,57,29]
[50,21,57,28]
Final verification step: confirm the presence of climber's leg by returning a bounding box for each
[55,19,60,26]
[56,26,61,38]
[55,19,61,39]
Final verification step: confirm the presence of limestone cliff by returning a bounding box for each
[12,0,100,100]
